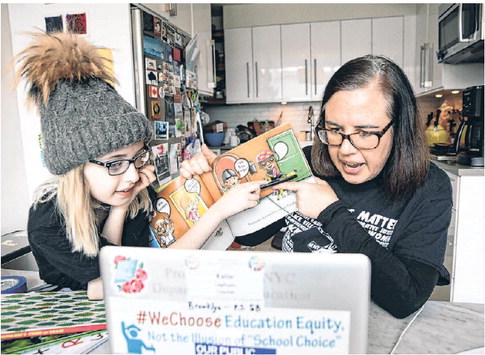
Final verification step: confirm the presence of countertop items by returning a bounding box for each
[1,231,30,265]
[431,158,484,176]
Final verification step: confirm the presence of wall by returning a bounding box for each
[8,4,137,195]
[224,3,417,28]
[203,101,321,140]
[1,4,30,234]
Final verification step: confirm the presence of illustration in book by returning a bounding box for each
[150,123,313,249]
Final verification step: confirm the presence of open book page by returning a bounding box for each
[211,123,314,237]
[227,176,315,236]
[150,123,313,249]
[150,175,216,247]
[199,123,313,201]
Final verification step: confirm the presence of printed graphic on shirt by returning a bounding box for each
[354,210,398,248]
[282,209,398,252]
[282,212,336,253]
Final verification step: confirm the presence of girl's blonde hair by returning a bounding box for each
[32,166,152,257]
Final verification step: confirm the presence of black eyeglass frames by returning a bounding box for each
[316,120,394,150]
[89,145,152,176]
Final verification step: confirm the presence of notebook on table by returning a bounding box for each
[100,247,371,354]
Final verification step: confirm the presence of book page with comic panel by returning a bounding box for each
[150,123,314,248]
[150,176,235,250]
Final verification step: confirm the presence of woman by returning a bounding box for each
[18,32,264,299]
[181,55,452,318]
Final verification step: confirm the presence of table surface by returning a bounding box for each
[2,269,483,354]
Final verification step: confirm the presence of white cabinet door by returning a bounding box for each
[372,17,404,69]
[193,3,214,96]
[224,27,253,103]
[252,25,282,103]
[427,4,443,92]
[281,23,311,102]
[311,21,341,101]
[451,175,484,303]
[341,19,372,64]
[196,31,215,96]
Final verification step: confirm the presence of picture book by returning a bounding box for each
[1,291,106,340]
[150,123,314,249]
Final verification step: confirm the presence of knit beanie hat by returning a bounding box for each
[15,32,153,175]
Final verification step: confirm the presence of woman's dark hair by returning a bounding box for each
[311,55,429,200]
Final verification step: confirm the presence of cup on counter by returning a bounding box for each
[230,135,240,147]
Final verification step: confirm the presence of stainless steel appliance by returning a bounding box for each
[454,85,484,166]
[437,3,483,64]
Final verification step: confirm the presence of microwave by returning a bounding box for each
[437,3,484,64]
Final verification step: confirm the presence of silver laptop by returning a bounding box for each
[100,247,370,354]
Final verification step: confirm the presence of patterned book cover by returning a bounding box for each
[1,291,106,340]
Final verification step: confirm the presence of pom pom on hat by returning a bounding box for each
[15,32,153,175]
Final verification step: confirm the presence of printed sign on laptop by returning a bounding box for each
[100,247,371,354]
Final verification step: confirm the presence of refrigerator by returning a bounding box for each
[7,3,199,201]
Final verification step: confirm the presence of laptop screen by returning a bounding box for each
[100,247,370,354]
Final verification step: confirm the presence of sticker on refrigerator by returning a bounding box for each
[146,69,158,86]
[151,101,162,120]
[145,57,156,71]
[154,121,169,140]
[148,86,158,99]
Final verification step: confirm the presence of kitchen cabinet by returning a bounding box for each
[311,21,341,101]
[192,4,215,96]
[225,25,282,103]
[444,170,484,304]
[341,19,372,65]
[280,21,341,102]
[252,25,282,102]
[281,23,311,102]
[372,16,404,68]
[224,27,253,103]
[415,4,484,95]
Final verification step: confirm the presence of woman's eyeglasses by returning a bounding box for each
[89,145,152,176]
[316,120,394,150]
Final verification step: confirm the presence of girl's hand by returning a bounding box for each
[275,177,339,219]
[212,180,266,220]
[135,163,156,194]
[113,163,156,212]
[180,144,217,179]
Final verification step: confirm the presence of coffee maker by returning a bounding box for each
[454,85,484,167]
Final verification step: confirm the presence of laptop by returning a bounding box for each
[100,247,371,354]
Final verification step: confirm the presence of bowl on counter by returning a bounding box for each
[204,132,225,147]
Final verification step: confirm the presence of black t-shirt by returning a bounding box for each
[27,190,154,290]
[236,146,453,318]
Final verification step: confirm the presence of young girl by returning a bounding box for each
[17,32,265,299]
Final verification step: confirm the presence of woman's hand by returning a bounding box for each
[212,180,266,220]
[275,177,339,219]
[179,144,217,179]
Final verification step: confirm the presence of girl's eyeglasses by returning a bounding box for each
[89,145,151,176]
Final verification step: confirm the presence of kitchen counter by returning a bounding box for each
[431,158,484,176]
[368,301,484,354]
